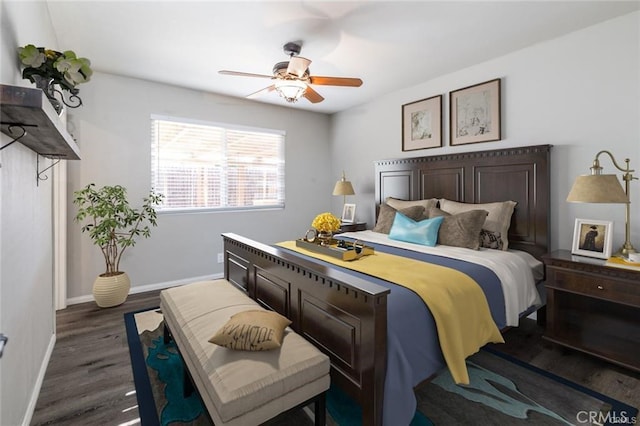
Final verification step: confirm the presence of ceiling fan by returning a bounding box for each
[219,42,363,104]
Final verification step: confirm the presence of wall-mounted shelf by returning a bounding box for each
[0,84,80,160]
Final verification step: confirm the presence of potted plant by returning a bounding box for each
[73,184,163,307]
[17,44,93,113]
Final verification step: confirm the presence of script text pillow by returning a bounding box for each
[373,203,425,234]
[428,207,488,250]
[209,310,292,351]
[389,212,444,247]
[438,199,516,250]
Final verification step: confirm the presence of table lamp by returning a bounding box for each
[333,171,355,207]
[566,150,637,256]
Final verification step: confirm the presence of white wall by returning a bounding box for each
[1,5,637,423]
[0,1,58,425]
[330,11,640,254]
[66,72,332,300]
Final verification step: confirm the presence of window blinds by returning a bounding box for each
[151,116,285,212]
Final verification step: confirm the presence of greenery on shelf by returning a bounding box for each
[18,44,93,93]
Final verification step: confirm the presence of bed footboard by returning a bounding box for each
[222,233,389,426]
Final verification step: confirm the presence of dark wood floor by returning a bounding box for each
[32,291,639,425]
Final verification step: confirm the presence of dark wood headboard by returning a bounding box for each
[374,144,551,259]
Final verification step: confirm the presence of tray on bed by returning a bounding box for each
[295,238,374,261]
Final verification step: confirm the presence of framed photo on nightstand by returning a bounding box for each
[571,218,613,259]
[341,203,356,223]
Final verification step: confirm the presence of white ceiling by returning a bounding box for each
[45,1,640,114]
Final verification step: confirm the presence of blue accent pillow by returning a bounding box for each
[388,212,444,246]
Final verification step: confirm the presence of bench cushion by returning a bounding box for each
[160,279,330,425]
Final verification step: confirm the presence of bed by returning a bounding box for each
[222,144,551,426]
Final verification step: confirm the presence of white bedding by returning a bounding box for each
[340,230,543,326]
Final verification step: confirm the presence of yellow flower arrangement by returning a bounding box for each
[311,212,341,233]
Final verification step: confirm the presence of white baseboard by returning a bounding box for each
[22,333,56,426]
[66,273,224,306]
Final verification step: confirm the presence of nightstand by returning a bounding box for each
[338,222,366,233]
[542,250,640,372]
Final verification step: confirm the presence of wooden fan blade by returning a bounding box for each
[247,85,276,99]
[286,57,311,78]
[219,70,274,79]
[309,76,363,87]
[303,86,324,103]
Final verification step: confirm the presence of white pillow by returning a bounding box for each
[438,199,517,250]
[385,197,437,217]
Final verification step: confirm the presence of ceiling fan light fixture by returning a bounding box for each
[220,41,362,105]
[274,79,307,103]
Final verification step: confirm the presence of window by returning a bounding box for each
[151,115,285,212]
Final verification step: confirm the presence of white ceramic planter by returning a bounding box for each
[93,272,131,308]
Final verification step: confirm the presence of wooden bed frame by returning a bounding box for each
[222,144,551,426]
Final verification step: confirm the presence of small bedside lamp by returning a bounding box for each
[566,150,637,256]
[333,171,355,207]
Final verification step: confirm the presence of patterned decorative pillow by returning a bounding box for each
[438,199,517,250]
[428,207,488,250]
[388,212,444,247]
[208,310,292,351]
[479,229,504,250]
[385,197,437,218]
[373,203,425,234]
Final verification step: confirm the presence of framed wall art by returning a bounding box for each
[449,78,501,146]
[402,95,442,151]
[571,218,613,259]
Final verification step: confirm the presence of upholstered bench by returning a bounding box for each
[160,279,330,426]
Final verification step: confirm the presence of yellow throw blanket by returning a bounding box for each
[277,241,504,384]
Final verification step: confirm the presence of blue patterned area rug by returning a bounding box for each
[124,308,321,426]
[418,346,637,425]
[125,308,637,426]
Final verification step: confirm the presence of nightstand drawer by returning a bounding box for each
[549,268,640,307]
[542,250,640,371]
[339,222,366,233]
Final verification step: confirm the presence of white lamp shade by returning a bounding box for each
[274,80,307,102]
